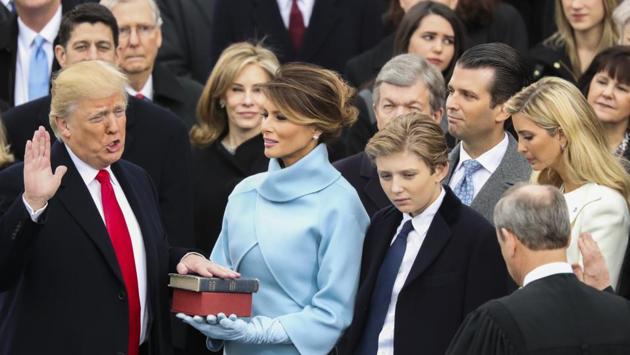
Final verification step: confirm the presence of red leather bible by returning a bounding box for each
[171,289,253,317]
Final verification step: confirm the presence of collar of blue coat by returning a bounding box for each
[257,143,341,202]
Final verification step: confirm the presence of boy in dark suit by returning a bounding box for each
[338,112,509,355]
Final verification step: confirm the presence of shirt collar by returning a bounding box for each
[522,262,573,287]
[457,132,508,174]
[64,143,117,186]
[17,4,61,47]
[401,187,446,231]
[126,74,153,100]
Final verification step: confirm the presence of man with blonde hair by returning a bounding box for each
[0,60,237,355]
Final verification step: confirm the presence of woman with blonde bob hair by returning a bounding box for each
[179,63,369,355]
[188,42,279,257]
[506,76,630,289]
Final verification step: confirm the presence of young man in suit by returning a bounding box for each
[101,0,202,129]
[334,54,445,217]
[446,43,531,223]
[1,3,194,248]
[447,183,630,354]
[338,113,509,355]
[0,60,237,355]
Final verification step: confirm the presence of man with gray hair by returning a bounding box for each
[447,183,630,354]
[101,0,202,128]
[335,53,446,216]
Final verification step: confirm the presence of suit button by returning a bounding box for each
[118,290,126,300]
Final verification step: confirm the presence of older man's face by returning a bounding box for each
[373,80,439,130]
[112,0,162,77]
[57,93,126,169]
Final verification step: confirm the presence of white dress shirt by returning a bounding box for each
[377,188,446,355]
[23,145,149,345]
[449,133,509,200]
[126,75,154,101]
[2,0,12,11]
[276,0,315,28]
[14,5,61,106]
[522,262,573,287]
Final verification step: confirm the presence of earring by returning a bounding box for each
[560,144,566,153]
[219,101,225,109]
[313,135,320,140]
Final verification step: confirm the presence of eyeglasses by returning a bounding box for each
[119,25,156,40]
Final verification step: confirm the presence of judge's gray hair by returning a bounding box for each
[372,54,445,115]
[494,183,570,250]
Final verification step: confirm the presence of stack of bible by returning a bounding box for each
[169,273,259,316]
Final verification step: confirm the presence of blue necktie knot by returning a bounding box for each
[397,220,414,242]
[454,159,482,206]
[28,35,49,101]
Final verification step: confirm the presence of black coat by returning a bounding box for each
[191,134,268,255]
[210,0,387,74]
[334,151,389,218]
[0,0,95,111]
[344,34,394,90]
[0,142,188,355]
[529,42,576,83]
[152,62,203,130]
[465,3,529,53]
[156,0,216,84]
[447,273,630,354]
[338,187,510,355]
[1,95,194,248]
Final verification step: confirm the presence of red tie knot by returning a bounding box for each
[135,93,145,100]
[95,169,110,185]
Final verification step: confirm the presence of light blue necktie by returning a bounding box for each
[454,160,482,206]
[28,35,49,101]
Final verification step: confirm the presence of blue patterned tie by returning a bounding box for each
[454,160,482,206]
[28,35,49,101]
[357,219,415,355]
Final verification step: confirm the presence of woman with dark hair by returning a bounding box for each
[579,45,630,161]
[530,0,620,83]
[179,63,370,355]
[393,1,466,82]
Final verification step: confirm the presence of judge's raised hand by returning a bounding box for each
[572,232,611,291]
[23,127,67,210]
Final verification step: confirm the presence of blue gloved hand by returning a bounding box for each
[176,312,289,344]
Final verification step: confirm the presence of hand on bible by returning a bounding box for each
[23,127,67,210]
[176,253,239,278]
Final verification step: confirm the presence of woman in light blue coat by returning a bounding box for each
[179,63,370,354]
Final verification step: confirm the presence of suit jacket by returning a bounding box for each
[152,62,203,129]
[210,0,386,74]
[1,95,194,248]
[0,141,188,355]
[447,134,531,224]
[156,0,216,84]
[563,183,630,290]
[338,187,510,355]
[447,273,630,354]
[334,151,389,218]
[0,0,94,111]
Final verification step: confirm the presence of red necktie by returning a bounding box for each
[135,93,145,100]
[289,0,305,51]
[96,170,140,355]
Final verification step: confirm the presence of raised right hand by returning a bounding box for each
[23,127,67,210]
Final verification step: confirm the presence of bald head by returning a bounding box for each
[494,183,570,251]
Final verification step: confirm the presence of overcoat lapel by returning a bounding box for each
[300,0,339,59]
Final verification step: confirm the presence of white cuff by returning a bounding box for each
[22,194,47,222]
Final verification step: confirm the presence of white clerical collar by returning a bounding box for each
[457,132,508,174]
[522,262,573,287]
[64,143,117,186]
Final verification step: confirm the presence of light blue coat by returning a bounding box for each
[210,144,370,355]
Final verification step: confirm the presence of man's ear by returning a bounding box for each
[55,116,71,140]
[500,228,518,258]
[431,108,444,124]
[54,45,67,68]
[493,103,510,124]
